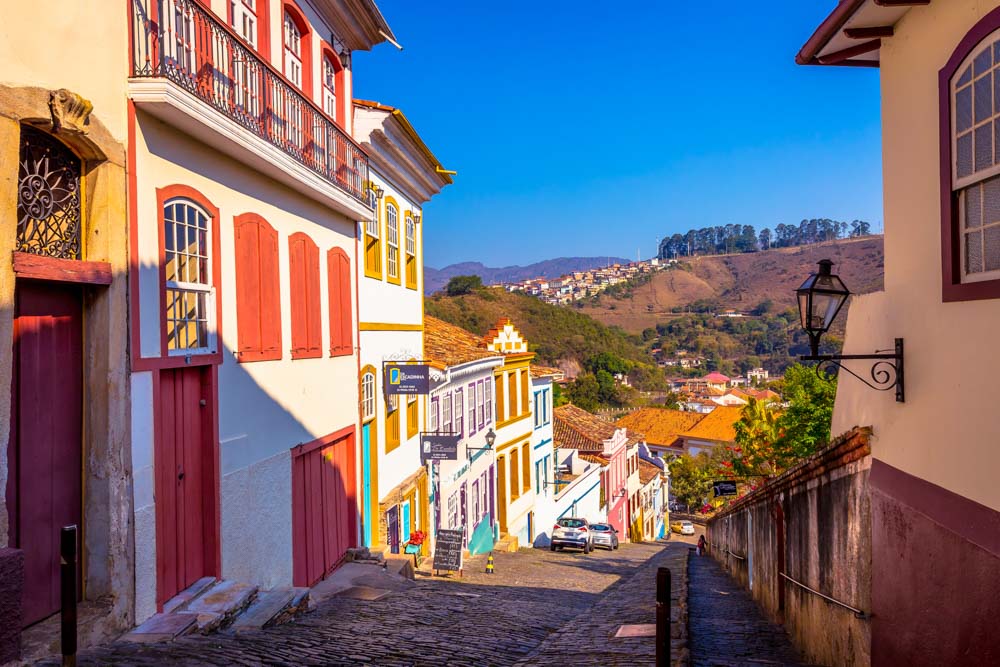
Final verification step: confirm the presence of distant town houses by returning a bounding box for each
[501,257,671,304]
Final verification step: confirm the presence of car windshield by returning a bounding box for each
[682,522,693,527]
[558,519,585,528]
[590,524,611,531]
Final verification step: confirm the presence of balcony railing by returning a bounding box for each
[130,0,369,204]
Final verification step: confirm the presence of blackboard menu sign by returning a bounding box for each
[434,528,464,572]
[713,480,738,497]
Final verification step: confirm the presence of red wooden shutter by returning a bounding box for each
[290,232,322,359]
[327,247,353,356]
[235,217,262,358]
[235,214,282,362]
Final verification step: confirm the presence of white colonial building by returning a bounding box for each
[528,366,562,546]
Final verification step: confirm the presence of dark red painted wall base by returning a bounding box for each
[0,548,24,663]
[871,460,1000,666]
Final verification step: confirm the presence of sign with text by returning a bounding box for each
[713,480,738,497]
[420,433,460,463]
[384,364,430,395]
[434,528,464,572]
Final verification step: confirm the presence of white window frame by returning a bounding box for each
[485,379,492,424]
[283,12,303,89]
[468,383,477,435]
[361,372,376,421]
[454,387,464,437]
[323,55,338,120]
[442,393,452,434]
[386,203,399,279]
[231,0,257,48]
[952,28,1000,282]
[365,190,380,239]
[405,215,416,256]
[477,379,485,430]
[163,198,216,355]
[429,396,439,432]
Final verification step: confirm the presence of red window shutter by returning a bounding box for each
[235,218,262,358]
[290,232,322,359]
[259,220,282,357]
[327,247,353,356]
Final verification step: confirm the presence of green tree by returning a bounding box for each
[552,381,569,407]
[444,275,483,296]
[669,448,730,510]
[595,369,618,404]
[567,373,600,411]
[731,397,782,478]
[586,352,630,376]
[776,363,837,456]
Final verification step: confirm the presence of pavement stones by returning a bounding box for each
[688,552,812,667]
[41,542,686,666]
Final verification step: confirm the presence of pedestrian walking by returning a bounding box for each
[697,534,706,556]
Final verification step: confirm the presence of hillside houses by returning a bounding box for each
[502,258,669,304]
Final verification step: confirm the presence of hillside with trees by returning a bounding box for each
[657,218,874,258]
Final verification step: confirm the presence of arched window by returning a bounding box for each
[17,125,82,259]
[361,370,376,422]
[322,52,340,121]
[283,11,304,88]
[386,201,399,283]
[231,0,263,50]
[364,189,382,279]
[951,31,1000,282]
[163,197,214,352]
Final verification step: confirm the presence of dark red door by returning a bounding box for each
[10,281,83,626]
[156,367,216,605]
[292,434,357,586]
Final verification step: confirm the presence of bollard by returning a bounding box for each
[61,525,77,667]
[656,566,671,667]
[485,553,495,575]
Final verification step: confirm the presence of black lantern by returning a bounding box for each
[468,428,497,454]
[796,259,850,356]
[795,259,905,403]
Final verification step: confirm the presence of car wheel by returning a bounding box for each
[613,541,619,550]
[584,542,591,554]
[550,544,556,552]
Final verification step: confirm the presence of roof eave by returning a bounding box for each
[797,0,869,66]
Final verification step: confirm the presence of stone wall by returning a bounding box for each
[706,427,872,667]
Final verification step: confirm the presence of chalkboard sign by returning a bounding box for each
[434,528,464,572]
[713,480,738,497]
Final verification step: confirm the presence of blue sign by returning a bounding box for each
[384,363,430,395]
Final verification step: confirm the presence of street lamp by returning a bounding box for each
[467,428,496,454]
[796,259,905,403]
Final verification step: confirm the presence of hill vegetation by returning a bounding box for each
[657,218,874,258]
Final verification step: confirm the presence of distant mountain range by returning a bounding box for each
[424,256,632,294]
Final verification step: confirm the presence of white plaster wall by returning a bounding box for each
[828,0,1000,512]
[357,172,423,325]
[220,448,293,588]
[553,467,605,525]
[130,372,158,623]
[530,380,557,546]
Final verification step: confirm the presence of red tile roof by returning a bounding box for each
[554,404,624,452]
[615,408,706,449]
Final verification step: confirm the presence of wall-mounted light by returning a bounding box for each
[797,259,904,402]
[369,183,384,200]
[467,428,496,454]
[412,213,421,225]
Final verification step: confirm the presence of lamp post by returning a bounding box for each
[796,259,905,402]
[467,428,496,454]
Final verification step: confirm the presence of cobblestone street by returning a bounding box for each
[47,541,688,666]
[688,553,808,667]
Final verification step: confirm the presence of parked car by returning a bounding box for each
[550,517,593,553]
[590,523,619,550]
[670,520,695,535]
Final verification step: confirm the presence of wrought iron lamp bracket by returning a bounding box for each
[800,338,904,403]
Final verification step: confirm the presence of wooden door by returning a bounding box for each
[11,282,83,626]
[292,433,357,586]
[497,456,508,532]
[361,423,372,547]
[156,366,216,605]
[386,505,399,554]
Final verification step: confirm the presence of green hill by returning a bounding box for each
[424,287,650,371]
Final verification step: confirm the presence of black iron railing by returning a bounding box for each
[130,0,369,204]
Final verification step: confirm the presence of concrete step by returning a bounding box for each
[495,535,519,553]
[185,580,259,634]
[162,576,216,614]
[121,611,198,643]
[230,587,310,633]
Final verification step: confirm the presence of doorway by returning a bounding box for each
[11,281,83,626]
[155,366,218,606]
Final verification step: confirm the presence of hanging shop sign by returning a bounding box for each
[384,363,431,395]
[713,480,738,497]
[420,433,460,463]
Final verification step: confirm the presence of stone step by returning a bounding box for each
[121,611,198,643]
[229,587,310,633]
[185,580,259,634]
[162,576,217,614]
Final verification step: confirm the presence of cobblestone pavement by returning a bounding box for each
[45,541,685,666]
[688,553,809,667]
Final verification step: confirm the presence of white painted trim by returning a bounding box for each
[129,79,373,221]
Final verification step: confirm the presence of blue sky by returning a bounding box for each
[353,2,883,268]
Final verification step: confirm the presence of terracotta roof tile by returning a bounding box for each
[679,405,744,443]
[638,460,663,485]
[554,404,620,452]
[424,316,499,367]
[615,409,705,448]
[530,364,564,380]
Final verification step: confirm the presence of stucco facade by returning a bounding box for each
[528,373,558,547]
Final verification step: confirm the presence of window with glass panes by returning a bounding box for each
[386,203,399,280]
[323,56,338,120]
[468,383,477,435]
[361,372,376,422]
[477,379,485,429]
[430,396,439,431]
[232,0,257,47]
[442,394,452,433]
[405,215,417,287]
[164,198,214,353]
[283,12,302,88]
[454,387,463,437]
[953,30,1000,281]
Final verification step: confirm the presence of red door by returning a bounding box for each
[156,367,217,605]
[10,281,83,626]
[292,433,357,586]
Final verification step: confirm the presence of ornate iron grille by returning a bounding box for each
[17,126,82,259]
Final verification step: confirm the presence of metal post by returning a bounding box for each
[656,566,671,667]
[61,525,77,667]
